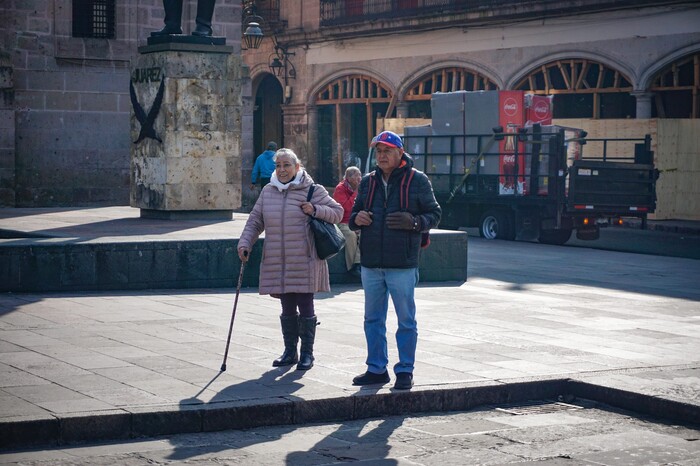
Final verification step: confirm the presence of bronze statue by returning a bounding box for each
[151,0,216,37]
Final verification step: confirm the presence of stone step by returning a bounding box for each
[0,229,467,292]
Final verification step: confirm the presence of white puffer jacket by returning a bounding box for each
[239,170,343,295]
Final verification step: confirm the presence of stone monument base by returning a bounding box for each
[129,45,243,217]
[140,209,233,220]
[146,34,226,47]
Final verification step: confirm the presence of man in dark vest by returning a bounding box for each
[151,0,216,37]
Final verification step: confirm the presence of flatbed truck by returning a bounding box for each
[368,124,658,245]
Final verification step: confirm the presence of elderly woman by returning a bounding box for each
[238,148,343,371]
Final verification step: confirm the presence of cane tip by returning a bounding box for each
[220,364,227,372]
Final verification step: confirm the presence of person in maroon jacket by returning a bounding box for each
[333,166,362,277]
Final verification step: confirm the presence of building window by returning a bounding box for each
[405,67,498,101]
[72,0,115,39]
[515,59,634,119]
[650,52,700,118]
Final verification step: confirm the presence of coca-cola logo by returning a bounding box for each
[503,97,519,117]
[502,154,515,163]
[534,100,550,119]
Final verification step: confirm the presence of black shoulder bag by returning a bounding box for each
[306,185,346,260]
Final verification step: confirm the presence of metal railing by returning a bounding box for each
[320,0,522,26]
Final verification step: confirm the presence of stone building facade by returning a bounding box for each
[1,1,699,217]
[242,0,700,190]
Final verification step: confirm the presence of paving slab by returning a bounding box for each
[2,402,697,465]
[0,207,699,451]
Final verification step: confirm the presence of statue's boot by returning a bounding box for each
[151,0,183,36]
[192,0,215,36]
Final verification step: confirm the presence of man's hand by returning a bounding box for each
[238,248,250,262]
[386,212,415,230]
[354,210,373,226]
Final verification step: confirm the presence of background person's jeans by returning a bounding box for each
[361,267,419,375]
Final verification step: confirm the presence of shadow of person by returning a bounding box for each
[167,366,306,461]
[285,416,404,464]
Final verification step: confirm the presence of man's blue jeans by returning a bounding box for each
[361,266,419,375]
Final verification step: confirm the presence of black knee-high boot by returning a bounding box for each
[151,0,183,36]
[192,0,216,36]
[273,315,298,367]
[296,316,317,371]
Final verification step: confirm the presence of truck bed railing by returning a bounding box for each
[401,127,657,216]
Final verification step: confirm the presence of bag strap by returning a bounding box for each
[306,184,315,202]
[400,168,416,211]
[364,172,376,210]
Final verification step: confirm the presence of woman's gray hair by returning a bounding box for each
[273,148,302,167]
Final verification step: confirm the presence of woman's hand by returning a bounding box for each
[238,248,250,262]
[301,202,315,216]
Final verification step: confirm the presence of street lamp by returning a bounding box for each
[269,46,296,81]
[242,0,264,49]
[242,1,295,102]
[243,21,263,49]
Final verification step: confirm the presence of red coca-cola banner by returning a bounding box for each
[526,94,553,126]
[498,91,525,195]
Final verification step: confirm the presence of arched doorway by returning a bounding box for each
[254,74,283,157]
[315,74,393,185]
[514,59,635,119]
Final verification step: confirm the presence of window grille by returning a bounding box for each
[515,59,634,119]
[72,0,115,39]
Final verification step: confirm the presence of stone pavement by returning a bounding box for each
[2,400,700,465]
[1,209,699,452]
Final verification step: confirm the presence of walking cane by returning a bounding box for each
[220,251,247,372]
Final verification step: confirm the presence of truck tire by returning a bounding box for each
[479,211,511,240]
[538,228,572,245]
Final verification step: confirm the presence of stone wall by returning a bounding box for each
[0,52,13,206]
[0,228,467,292]
[0,0,245,207]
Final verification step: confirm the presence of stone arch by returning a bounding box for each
[506,51,637,90]
[639,44,700,90]
[641,46,700,118]
[395,62,500,119]
[400,63,500,101]
[307,68,396,107]
[309,71,396,184]
[312,73,394,105]
[509,53,636,119]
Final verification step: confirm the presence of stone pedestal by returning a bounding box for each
[129,44,242,219]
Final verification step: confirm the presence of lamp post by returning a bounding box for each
[268,45,295,103]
